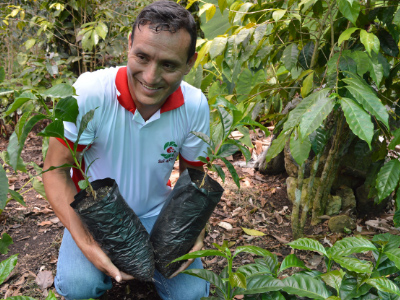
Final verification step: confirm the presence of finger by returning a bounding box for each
[120,271,135,281]
[168,259,194,279]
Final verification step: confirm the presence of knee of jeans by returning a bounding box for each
[55,269,111,300]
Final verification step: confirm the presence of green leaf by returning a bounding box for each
[343,76,388,128]
[243,275,284,295]
[341,97,374,148]
[301,71,314,98]
[55,96,79,123]
[0,233,13,255]
[360,30,380,56]
[299,42,314,69]
[378,29,399,57]
[0,67,5,83]
[209,37,228,59]
[17,53,28,65]
[339,277,372,300]
[279,254,308,274]
[42,83,75,98]
[206,4,217,22]
[329,236,377,258]
[82,30,93,51]
[237,263,272,278]
[369,52,384,87]
[234,246,275,258]
[288,238,327,256]
[389,129,400,151]
[236,69,265,102]
[217,106,233,140]
[265,131,289,164]
[349,51,370,76]
[172,250,226,262]
[4,96,35,116]
[91,29,100,46]
[309,127,328,155]
[25,38,36,50]
[218,0,227,14]
[212,96,238,111]
[4,297,37,300]
[283,89,330,131]
[217,144,239,158]
[282,43,299,71]
[299,95,334,141]
[8,189,26,207]
[333,256,373,273]
[45,290,57,300]
[181,268,227,297]
[0,166,7,212]
[230,272,246,289]
[191,131,214,148]
[213,164,225,182]
[385,248,400,270]
[366,277,400,296]
[375,160,400,202]
[290,130,311,166]
[220,157,240,188]
[320,269,345,292]
[338,27,360,45]
[95,22,108,40]
[32,178,47,200]
[37,120,64,139]
[78,180,89,190]
[0,254,18,285]
[242,227,266,236]
[273,9,286,22]
[75,108,96,150]
[337,0,360,25]
[282,274,330,300]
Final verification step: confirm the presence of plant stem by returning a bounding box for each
[300,152,321,231]
[292,162,305,239]
[63,138,96,199]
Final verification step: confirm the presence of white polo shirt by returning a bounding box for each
[60,66,210,218]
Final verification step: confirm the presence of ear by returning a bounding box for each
[184,52,198,75]
[128,33,133,51]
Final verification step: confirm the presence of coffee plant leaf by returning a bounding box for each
[282,273,330,300]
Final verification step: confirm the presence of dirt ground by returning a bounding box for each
[0,128,397,299]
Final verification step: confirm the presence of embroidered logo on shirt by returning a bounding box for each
[158,141,178,163]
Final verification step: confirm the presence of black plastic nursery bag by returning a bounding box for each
[71,178,155,281]
[150,168,224,278]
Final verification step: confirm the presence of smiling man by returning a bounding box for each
[42,1,210,299]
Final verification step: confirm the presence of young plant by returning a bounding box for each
[173,234,400,299]
[192,96,269,188]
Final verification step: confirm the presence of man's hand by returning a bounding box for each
[168,228,206,279]
[80,238,135,282]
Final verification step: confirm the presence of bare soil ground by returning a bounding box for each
[0,129,397,299]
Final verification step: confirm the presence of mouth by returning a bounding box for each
[139,80,162,91]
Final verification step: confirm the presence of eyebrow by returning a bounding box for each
[133,48,182,66]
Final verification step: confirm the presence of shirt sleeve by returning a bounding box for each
[63,72,103,146]
[179,90,210,165]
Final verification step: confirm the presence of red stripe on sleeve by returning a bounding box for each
[179,153,208,167]
[55,138,88,152]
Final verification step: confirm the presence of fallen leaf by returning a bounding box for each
[274,212,283,224]
[49,217,60,224]
[218,221,233,231]
[38,221,52,226]
[242,227,266,236]
[35,270,53,290]
[272,235,289,244]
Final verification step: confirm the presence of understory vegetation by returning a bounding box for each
[1,0,400,299]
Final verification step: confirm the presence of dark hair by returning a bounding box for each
[131,0,197,62]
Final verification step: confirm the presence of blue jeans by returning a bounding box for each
[55,215,210,300]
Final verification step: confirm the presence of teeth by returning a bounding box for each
[142,82,159,90]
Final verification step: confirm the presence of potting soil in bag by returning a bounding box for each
[71,178,155,281]
[150,168,224,278]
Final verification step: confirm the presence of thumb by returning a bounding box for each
[107,264,122,282]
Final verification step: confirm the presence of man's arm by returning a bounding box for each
[168,159,207,278]
[42,137,134,282]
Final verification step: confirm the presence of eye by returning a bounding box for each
[136,54,147,62]
[163,63,176,71]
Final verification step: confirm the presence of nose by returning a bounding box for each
[142,63,159,85]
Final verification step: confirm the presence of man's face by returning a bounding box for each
[127,25,196,113]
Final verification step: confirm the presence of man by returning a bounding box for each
[42,1,210,299]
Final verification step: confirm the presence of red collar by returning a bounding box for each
[115,66,184,115]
